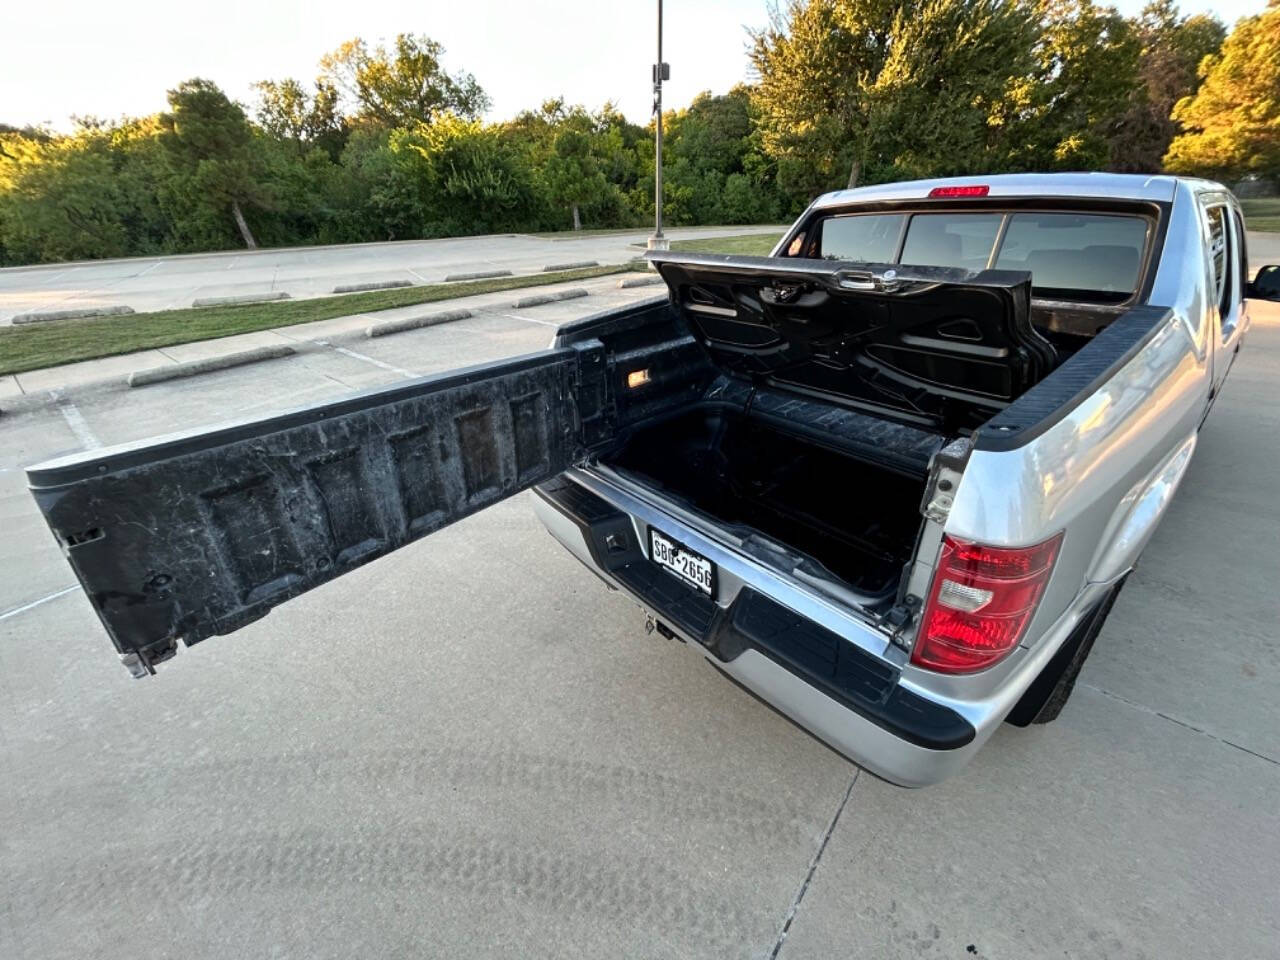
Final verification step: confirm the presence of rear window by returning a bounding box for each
[817,214,903,263]
[994,213,1149,296]
[901,214,1003,271]
[807,208,1151,301]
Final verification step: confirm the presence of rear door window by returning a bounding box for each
[899,214,1003,270]
[994,213,1148,298]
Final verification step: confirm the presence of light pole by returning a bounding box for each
[647,0,670,251]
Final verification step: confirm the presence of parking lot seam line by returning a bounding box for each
[768,769,859,960]
[0,585,78,622]
[57,400,101,449]
[1081,683,1279,767]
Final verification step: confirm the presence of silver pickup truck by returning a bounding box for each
[25,173,1268,786]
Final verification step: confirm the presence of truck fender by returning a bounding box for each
[1086,432,1197,584]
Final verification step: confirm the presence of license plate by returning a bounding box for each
[649,528,715,596]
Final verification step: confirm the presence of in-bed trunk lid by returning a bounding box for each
[648,252,1057,433]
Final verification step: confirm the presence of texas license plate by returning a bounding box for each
[649,528,715,596]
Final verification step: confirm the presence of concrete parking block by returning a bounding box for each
[543,260,598,271]
[11,305,134,325]
[618,275,664,288]
[159,330,296,364]
[365,309,473,338]
[192,292,290,307]
[127,344,296,387]
[331,280,414,293]
[510,288,589,309]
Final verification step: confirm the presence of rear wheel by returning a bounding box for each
[1006,577,1127,726]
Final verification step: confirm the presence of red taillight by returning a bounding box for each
[927,185,989,198]
[911,533,1063,674]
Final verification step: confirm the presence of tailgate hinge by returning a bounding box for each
[880,594,921,651]
[922,436,972,524]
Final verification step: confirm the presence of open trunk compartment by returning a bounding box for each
[602,404,932,601]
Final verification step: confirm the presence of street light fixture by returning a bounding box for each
[648,0,670,251]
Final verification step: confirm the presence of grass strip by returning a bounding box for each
[0,264,632,376]
[668,233,784,255]
[1241,198,1280,233]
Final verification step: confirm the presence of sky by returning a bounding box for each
[1,0,1271,132]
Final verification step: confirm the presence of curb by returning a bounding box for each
[509,288,589,309]
[445,269,511,282]
[366,309,473,338]
[543,260,598,272]
[127,345,296,387]
[617,275,664,289]
[12,305,135,325]
[193,292,290,308]
[332,280,413,294]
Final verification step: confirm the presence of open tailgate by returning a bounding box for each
[26,344,612,676]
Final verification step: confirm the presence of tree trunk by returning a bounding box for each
[231,200,258,249]
[847,157,861,190]
[572,204,581,231]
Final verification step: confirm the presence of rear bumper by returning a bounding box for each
[532,473,985,787]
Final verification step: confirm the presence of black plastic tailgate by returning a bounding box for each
[26,346,608,675]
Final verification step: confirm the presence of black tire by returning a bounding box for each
[1005,576,1127,727]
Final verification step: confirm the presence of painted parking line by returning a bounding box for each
[498,312,559,328]
[318,342,417,378]
[57,401,101,450]
[0,585,79,622]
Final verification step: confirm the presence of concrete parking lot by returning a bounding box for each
[1,293,1278,958]
[0,225,781,323]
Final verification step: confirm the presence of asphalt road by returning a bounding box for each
[0,225,782,323]
[1,297,1278,958]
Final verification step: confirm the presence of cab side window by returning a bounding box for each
[1232,209,1249,300]
[1205,205,1232,315]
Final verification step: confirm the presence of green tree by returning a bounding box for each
[750,0,1040,206]
[0,118,170,265]
[1110,1,1224,172]
[253,78,347,159]
[544,126,608,229]
[402,115,543,236]
[1010,0,1142,170]
[1164,2,1280,182]
[159,78,273,249]
[319,34,489,128]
